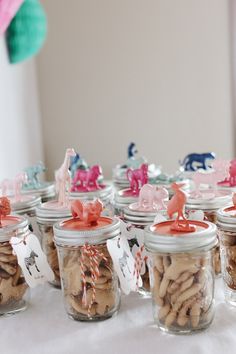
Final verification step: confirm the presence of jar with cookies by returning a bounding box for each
[36,200,71,288]
[0,197,30,315]
[123,184,168,296]
[145,184,217,334]
[217,196,236,306]
[54,199,121,321]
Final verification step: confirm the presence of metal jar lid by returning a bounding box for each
[114,189,138,207]
[217,206,236,231]
[54,216,120,246]
[70,182,113,202]
[186,190,232,211]
[9,195,41,214]
[36,200,72,224]
[0,215,29,242]
[123,205,166,226]
[145,219,217,253]
[22,182,55,198]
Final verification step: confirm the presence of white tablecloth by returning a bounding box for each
[0,279,235,354]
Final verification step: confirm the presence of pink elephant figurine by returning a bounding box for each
[136,184,169,211]
[71,165,103,192]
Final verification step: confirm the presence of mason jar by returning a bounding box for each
[54,216,121,321]
[217,206,236,306]
[114,189,138,217]
[70,183,114,217]
[123,205,166,296]
[145,219,217,334]
[9,195,41,237]
[22,182,56,203]
[0,215,30,316]
[186,190,232,276]
[36,200,72,288]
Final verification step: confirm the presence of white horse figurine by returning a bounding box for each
[0,172,28,202]
[55,148,76,206]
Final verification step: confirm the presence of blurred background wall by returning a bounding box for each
[0,37,43,180]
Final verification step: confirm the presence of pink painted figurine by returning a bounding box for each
[0,197,11,227]
[71,165,102,192]
[168,183,195,232]
[126,163,148,195]
[0,172,28,202]
[218,159,236,187]
[135,184,169,211]
[71,199,103,226]
[192,160,230,195]
[55,148,76,206]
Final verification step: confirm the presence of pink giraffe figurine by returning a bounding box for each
[71,165,103,192]
[71,199,103,225]
[168,183,195,232]
[0,172,28,202]
[134,184,169,211]
[55,148,76,206]
[192,159,230,196]
[126,164,148,195]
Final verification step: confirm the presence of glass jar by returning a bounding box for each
[70,183,114,217]
[123,205,166,296]
[114,189,138,217]
[54,216,121,321]
[145,219,217,334]
[9,195,41,237]
[217,206,236,306]
[36,200,72,288]
[0,215,30,316]
[186,190,232,276]
[23,182,56,203]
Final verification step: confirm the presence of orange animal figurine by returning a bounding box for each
[71,199,103,226]
[0,197,11,227]
[167,183,195,232]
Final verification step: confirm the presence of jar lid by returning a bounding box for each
[0,215,28,242]
[114,189,138,206]
[22,182,55,198]
[186,189,232,211]
[145,219,217,253]
[123,206,166,226]
[70,182,113,201]
[36,200,72,223]
[54,216,120,246]
[9,195,41,213]
[217,206,236,231]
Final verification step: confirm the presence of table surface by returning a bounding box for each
[0,279,235,354]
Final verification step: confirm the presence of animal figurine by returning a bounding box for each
[1,172,28,202]
[24,250,40,276]
[128,142,138,159]
[55,148,76,206]
[24,162,46,189]
[0,197,11,227]
[126,164,148,195]
[218,159,236,187]
[71,199,103,226]
[192,160,230,195]
[167,183,195,232]
[69,152,89,179]
[136,184,169,211]
[179,152,215,171]
[71,165,102,192]
[121,143,147,169]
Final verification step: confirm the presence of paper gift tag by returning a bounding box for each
[107,232,142,295]
[10,233,54,287]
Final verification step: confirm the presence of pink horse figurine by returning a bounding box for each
[0,172,28,202]
[136,184,168,211]
[71,165,102,192]
[126,164,148,195]
[71,199,103,225]
[55,148,76,206]
[192,160,230,195]
[168,183,195,232]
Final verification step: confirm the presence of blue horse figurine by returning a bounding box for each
[69,153,88,179]
[179,152,216,171]
[24,162,46,189]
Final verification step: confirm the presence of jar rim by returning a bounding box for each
[123,206,166,226]
[144,219,217,253]
[217,205,236,230]
[10,195,41,212]
[186,190,232,210]
[22,182,55,197]
[36,200,71,222]
[69,182,113,200]
[0,215,28,242]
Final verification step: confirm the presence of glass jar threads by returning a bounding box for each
[54,209,121,321]
[23,183,56,203]
[0,215,30,315]
[114,189,138,217]
[36,200,72,288]
[186,190,232,276]
[217,206,236,306]
[145,219,217,334]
